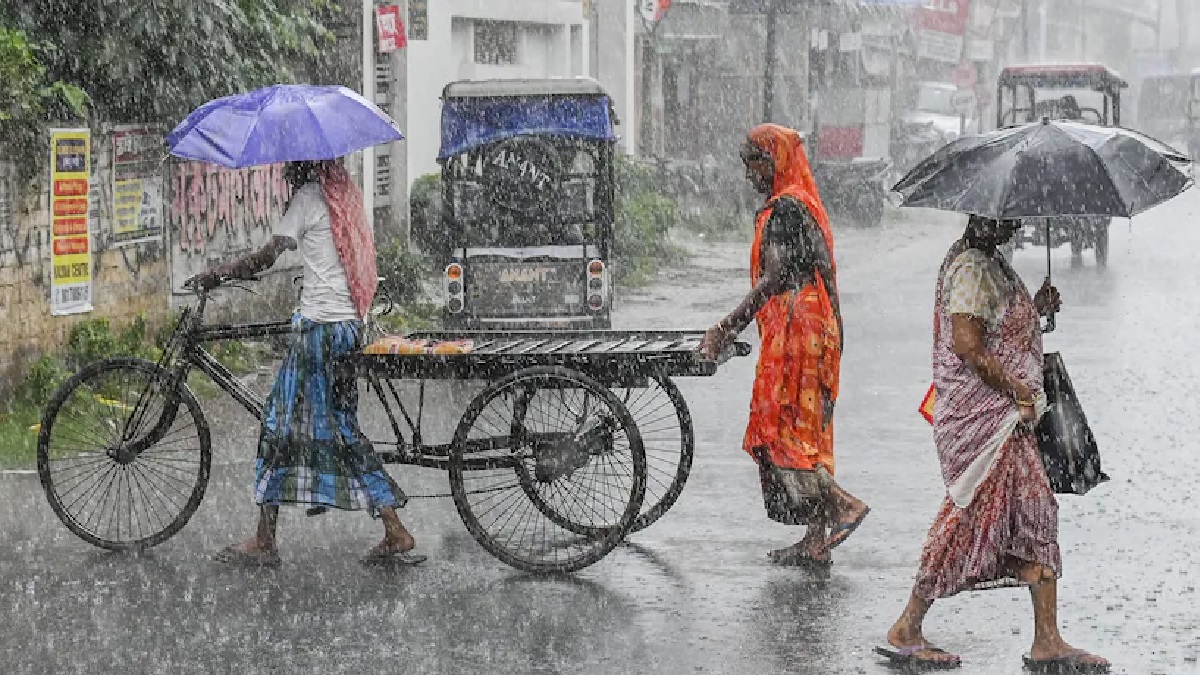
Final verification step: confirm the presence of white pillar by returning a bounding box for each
[362,0,376,228]
[624,0,637,155]
[580,21,591,77]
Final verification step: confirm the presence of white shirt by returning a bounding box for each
[273,182,359,323]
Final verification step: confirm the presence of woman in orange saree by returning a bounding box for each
[700,124,869,567]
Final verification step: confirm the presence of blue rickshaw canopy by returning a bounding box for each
[438,94,616,160]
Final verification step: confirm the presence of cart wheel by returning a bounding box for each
[37,358,212,551]
[609,376,693,533]
[1095,220,1110,267]
[448,366,646,573]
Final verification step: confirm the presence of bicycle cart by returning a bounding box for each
[36,283,748,573]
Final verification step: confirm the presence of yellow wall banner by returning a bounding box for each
[50,128,94,316]
[111,124,165,245]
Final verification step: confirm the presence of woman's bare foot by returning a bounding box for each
[768,541,831,565]
[1029,640,1109,668]
[885,622,961,666]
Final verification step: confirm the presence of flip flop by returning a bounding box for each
[826,506,870,551]
[212,545,281,568]
[767,548,832,569]
[874,645,962,671]
[360,545,428,567]
[1022,651,1111,674]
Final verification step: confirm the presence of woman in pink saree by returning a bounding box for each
[878,217,1109,673]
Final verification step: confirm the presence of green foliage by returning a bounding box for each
[3,1,338,125]
[0,26,90,186]
[614,154,682,283]
[377,238,431,308]
[409,172,445,253]
[11,355,68,411]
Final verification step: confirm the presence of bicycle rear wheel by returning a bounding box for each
[37,357,212,551]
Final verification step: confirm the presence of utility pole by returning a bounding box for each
[362,0,376,228]
[763,0,779,121]
[391,0,409,246]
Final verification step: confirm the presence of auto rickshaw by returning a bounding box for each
[434,78,618,329]
[1185,68,1200,161]
[996,64,1128,266]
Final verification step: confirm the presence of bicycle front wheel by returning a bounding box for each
[37,357,212,551]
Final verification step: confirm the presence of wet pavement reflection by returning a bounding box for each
[4,191,1200,673]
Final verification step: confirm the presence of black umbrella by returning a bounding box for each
[892,118,1193,219]
[893,118,1193,332]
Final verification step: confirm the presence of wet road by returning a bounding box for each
[3,192,1199,674]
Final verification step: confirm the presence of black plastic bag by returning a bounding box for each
[1035,352,1109,495]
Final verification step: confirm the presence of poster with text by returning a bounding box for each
[50,128,94,316]
[112,124,165,245]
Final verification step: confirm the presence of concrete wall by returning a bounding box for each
[0,138,171,396]
[404,0,588,183]
[0,127,302,397]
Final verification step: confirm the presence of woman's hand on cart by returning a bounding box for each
[698,325,731,362]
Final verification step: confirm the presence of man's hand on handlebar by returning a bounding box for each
[184,269,259,293]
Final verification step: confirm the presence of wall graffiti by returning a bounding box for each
[169,162,292,254]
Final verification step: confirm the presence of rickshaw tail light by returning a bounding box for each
[587,260,604,276]
[445,264,463,281]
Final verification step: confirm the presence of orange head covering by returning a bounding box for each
[745,124,834,276]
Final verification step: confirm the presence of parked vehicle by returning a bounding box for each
[436,78,618,329]
[1186,69,1200,161]
[893,81,969,179]
[996,64,1128,266]
[1137,72,1191,150]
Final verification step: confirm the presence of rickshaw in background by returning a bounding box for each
[1136,71,1191,151]
[996,64,1128,266]
[435,78,618,330]
[1186,69,1200,161]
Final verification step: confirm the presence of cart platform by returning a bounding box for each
[351,330,751,383]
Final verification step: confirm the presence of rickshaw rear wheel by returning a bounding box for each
[609,376,693,533]
[511,375,693,535]
[448,366,646,573]
[37,357,211,552]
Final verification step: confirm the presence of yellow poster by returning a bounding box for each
[111,125,164,245]
[50,128,93,316]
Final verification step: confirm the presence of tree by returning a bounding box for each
[0,25,89,186]
[2,0,341,125]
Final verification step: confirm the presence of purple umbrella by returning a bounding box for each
[166,84,404,168]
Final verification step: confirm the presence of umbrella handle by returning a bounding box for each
[1042,313,1056,334]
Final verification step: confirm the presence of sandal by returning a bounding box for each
[212,545,281,568]
[1022,651,1111,674]
[874,644,962,670]
[826,506,870,550]
[360,544,428,567]
[767,548,832,569]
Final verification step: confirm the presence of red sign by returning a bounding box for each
[376,5,406,53]
[53,237,90,256]
[638,0,671,26]
[816,127,864,160]
[951,62,978,89]
[53,218,89,236]
[53,179,89,197]
[917,0,970,36]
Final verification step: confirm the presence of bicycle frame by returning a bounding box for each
[125,287,514,472]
